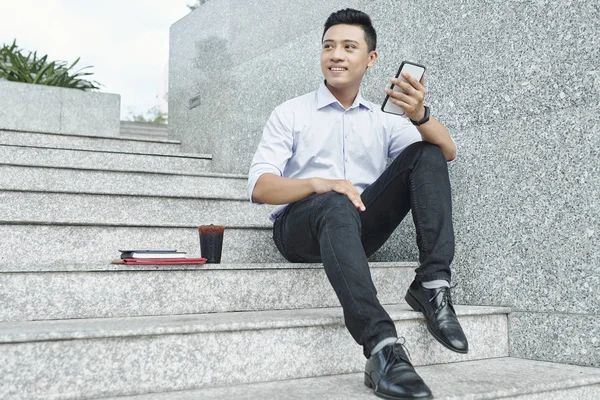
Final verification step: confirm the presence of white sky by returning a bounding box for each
[0,0,192,119]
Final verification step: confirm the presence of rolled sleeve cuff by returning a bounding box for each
[247,163,282,204]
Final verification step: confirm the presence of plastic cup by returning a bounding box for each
[198,224,225,263]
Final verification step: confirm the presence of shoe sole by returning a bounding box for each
[405,291,468,354]
[364,373,434,400]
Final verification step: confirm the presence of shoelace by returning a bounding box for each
[385,337,412,371]
[429,284,457,314]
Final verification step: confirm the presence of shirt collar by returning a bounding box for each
[316,80,372,111]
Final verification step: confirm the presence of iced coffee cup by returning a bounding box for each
[198,224,225,263]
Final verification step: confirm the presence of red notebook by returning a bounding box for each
[111,258,207,265]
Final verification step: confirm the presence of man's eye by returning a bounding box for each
[345,45,355,49]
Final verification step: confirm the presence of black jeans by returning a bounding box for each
[272,141,455,358]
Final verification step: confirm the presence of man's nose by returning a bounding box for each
[330,46,345,61]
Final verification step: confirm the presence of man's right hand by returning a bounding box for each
[310,178,366,212]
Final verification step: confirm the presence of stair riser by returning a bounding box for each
[0,192,270,227]
[0,225,283,268]
[0,130,181,154]
[0,267,414,322]
[0,314,509,399]
[0,145,211,174]
[0,165,247,199]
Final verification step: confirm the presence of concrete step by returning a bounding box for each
[0,144,212,174]
[110,358,600,400]
[119,121,169,140]
[0,224,281,268]
[0,191,270,227]
[0,164,248,199]
[0,222,412,269]
[0,304,509,399]
[0,129,182,154]
[0,261,417,322]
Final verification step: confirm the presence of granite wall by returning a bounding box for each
[169,0,600,366]
[0,81,120,137]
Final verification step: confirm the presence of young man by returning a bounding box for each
[248,8,467,400]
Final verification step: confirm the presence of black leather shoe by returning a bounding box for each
[364,341,433,399]
[405,281,468,353]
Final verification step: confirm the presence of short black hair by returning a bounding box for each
[322,9,377,52]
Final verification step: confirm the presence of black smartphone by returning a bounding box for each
[381,61,426,116]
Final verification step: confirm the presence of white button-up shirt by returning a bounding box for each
[248,81,424,222]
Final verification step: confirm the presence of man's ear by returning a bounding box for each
[367,50,378,68]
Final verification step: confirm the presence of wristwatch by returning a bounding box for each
[410,106,430,126]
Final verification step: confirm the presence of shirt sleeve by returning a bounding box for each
[387,115,423,159]
[247,106,294,204]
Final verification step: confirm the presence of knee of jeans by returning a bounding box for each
[416,142,446,165]
[316,192,359,219]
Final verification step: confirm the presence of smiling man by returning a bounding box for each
[248,8,466,399]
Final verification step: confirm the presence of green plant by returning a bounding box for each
[127,105,168,124]
[0,39,101,90]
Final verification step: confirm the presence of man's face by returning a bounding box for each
[321,24,377,90]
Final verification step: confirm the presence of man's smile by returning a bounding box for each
[328,66,348,74]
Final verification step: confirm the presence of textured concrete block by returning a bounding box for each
[0,80,61,133]
[449,105,600,314]
[129,358,600,400]
[0,262,417,322]
[0,191,271,227]
[168,0,374,97]
[60,88,120,137]
[0,81,121,137]
[509,312,600,368]
[0,165,248,200]
[361,0,600,130]
[0,144,211,174]
[0,305,508,399]
[120,121,169,139]
[0,129,182,154]
[169,0,599,173]
[0,225,283,268]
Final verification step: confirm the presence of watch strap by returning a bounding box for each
[410,106,430,126]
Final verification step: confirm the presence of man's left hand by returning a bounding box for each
[385,72,426,121]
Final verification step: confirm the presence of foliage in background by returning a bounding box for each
[187,0,209,11]
[126,105,168,124]
[0,39,101,90]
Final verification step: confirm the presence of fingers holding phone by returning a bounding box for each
[382,61,427,121]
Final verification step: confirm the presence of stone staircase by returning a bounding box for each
[120,121,169,140]
[1,128,599,399]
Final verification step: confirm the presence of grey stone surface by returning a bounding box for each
[508,385,600,400]
[0,224,284,268]
[0,165,249,200]
[0,81,61,133]
[113,358,600,400]
[0,129,182,154]
[60,86,121,137]
[0,305,508,398]
[0,81,121,137]
[448,104,600,315]
[120,121,169,139]
[0,262,417,322]
[0,191,271,227]
[168,0,374,96]
[509,312,600,368]
[0,144,212,174]
[2,261,417,273]
[169,0,599,173]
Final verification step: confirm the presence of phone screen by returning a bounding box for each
[382,61,426,116]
